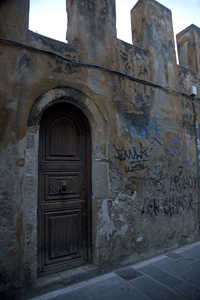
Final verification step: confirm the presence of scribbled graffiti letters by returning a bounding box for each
[113,142,149,162]
[142,194,193,216]
[126,167,166,195]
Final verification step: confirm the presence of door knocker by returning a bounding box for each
[60,181,68,194]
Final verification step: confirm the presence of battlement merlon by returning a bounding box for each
[66,0,117,67]
[177,24,200,74]
[131,0,178,89]
[0,0,29,41]
[0,0,200,80]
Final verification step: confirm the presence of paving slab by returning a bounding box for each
[183,248,200,260]
[29,241,200,300]
[180,269,200,288]
[116,267,143,281]
[140,264,200,299]
[188,260,200,271]
[130,275,185,300]
[177,253,199,265]
[155,257,192,275]
[85,276,149,300]
[175,282,200,300]
[192,245,200,251]
[166,252,182,259]
[140,264,186,289]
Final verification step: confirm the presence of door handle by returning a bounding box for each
[60,181,68,194]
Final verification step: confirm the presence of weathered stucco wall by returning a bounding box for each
[0,0,200,297]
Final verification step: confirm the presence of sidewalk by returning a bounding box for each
[31,242,200,300]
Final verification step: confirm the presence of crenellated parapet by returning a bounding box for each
[117,0,199,97]
[0,0,200,88]
[63,0,200,94]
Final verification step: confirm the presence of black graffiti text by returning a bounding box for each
[170,174,197,192]
[125,161,148,173]
[142,194,194,217]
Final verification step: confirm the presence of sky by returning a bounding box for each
[29,0,200,45]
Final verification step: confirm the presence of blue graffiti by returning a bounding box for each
[164,138,186,156]
[164,137,192,170]
[125,120,161,139]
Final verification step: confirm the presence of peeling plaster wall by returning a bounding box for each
[0,0,200,295]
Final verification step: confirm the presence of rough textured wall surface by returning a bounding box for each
[0,0,200,297]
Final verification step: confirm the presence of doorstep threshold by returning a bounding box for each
[25,264,98,300]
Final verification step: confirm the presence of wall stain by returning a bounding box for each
[16,158,25,167]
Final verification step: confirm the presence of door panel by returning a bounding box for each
[49,119,78,157]
[37,103,91,276]
[45,209,83,261]
[46,173,80,199]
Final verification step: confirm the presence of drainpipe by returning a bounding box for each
[190,86,200,233]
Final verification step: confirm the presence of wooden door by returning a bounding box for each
[37,102,91,276]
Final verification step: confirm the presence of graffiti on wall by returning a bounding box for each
[125,120,160,139]
[164,137,192,171]
[123,165,197,196]
[113,134,196,217]
[141,194,193,216]
[125,166,166,196]
[113,142,149,172]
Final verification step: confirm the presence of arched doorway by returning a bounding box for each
[37,102,92,276]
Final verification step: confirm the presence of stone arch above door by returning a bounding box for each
[23,87,109,283]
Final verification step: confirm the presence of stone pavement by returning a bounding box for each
[31,242,200,300]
